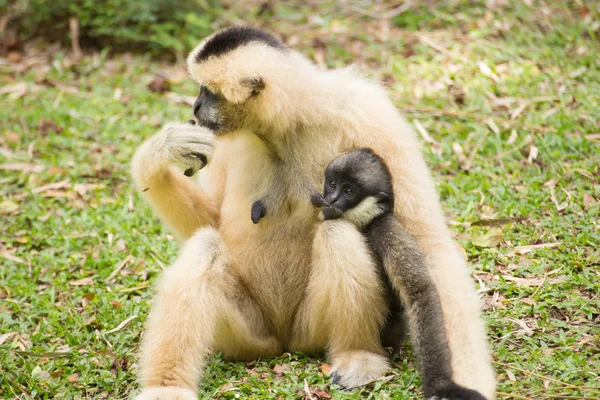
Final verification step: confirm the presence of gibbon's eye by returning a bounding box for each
[344,188,353,196]
[328,181,336,189]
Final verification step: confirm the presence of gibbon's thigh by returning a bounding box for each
[137,228,280,395]
[291,220,389,389]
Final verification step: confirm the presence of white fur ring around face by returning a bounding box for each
[134,386,197,400]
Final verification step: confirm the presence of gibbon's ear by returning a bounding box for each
[220,77,265,104]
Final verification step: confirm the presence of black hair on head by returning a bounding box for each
[195,27,286,62]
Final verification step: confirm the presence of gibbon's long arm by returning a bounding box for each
[131,123,219,241]
[365,215,486,400]
[355,125,494,398]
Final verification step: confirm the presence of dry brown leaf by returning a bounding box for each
[218,382,234,391]
[0,251,25,264]
[583,193,598,210]
[273,363,290,376]
[0,163,44,173]
[320,363,332,377]
[0,200,19,214]
[110,300,122,309]
[0,82,27,98]
[69,277,94,286]
[4,131,20,143]
[38,119,64,135]
[33,179,71,194]
[506,242,561,256]
[148,74,171,93]
[68,373,79,383]
[73,183,105,196]
[585,133,600,143]
[501,275,565,286]
[0,332,18,346]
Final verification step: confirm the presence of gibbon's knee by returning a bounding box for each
[310,220,388,353]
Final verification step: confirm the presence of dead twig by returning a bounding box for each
[394,102,556,133]
[471,216,528,226]
[492,361,600,395]
[69,17,83,59]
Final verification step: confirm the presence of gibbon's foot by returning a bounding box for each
[329,350,389,390]
[427,381,487,400]
[135,386,197,400]
[251,200,267,224]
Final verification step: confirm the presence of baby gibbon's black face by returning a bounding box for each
[313,149,394,220]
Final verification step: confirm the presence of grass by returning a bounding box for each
[1,0,599,399]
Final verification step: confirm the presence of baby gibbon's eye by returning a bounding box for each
[344,188,353,196]
[329,181,336,189]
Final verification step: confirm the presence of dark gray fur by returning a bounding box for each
[315,149,486,400]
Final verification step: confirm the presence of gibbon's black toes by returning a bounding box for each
[331,371,341,386]
[251,200,267,224]
[186,119,196,125]
[184,168,195,177]
[310,191,327,207]
[428,381,487,400]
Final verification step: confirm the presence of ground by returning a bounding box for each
[1,1,599,399]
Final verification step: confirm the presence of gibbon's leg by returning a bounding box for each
[131,122,218,241]
[136,228,281,400]
[292,220,389,389]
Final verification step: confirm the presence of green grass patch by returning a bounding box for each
[1,1,599,398]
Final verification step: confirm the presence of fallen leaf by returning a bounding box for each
[68,373,79,383]
[506,242,561,256]
[585,133,600,143]
[0,251,26,264]
[38,119,63,135]
[320,363,332,377]
[69,277,94,286]
[4,131,20,143]
[273,363,290,376]
[0,332,18,346]
[0,200,19,214]
[218,382,234,391]
[148,74,171,93]
[110,300,122,309]
[33,179,71,194]
[0,163,44,173]
[471,227,503,248]
[583,194,598,210]
[73,183,105,196]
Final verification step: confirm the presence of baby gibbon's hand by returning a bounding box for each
[310,192,327,207]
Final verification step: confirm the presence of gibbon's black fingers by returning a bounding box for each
[322,206,343,220]
[251,200,267,224]
[310,191,327,207]
[185,119,196,125]
[428,381,487,400]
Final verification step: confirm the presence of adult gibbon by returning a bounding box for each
[131,27,495,400]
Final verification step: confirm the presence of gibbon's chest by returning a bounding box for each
[213,132,319,263]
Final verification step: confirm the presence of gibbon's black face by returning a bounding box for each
[314,149,394,220]
[193,86,222,132]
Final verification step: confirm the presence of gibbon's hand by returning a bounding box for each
[161,121,215,177]
[310,191,327,207]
